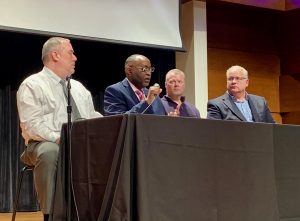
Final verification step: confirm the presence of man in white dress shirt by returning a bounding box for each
[16,37,102,221]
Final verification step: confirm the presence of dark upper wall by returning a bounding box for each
[207,1,281,54]
[183,0,300,11]
[279,8,300,75]
[278,8,300,123]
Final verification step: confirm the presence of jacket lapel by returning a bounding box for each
[222,93,247,121]
[122,79,140,103]
[247,95,261,122]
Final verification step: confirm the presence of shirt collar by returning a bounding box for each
[227,91,248,103]
[164,95,185,103]
[126,78,144,94]
[43,66,64,85]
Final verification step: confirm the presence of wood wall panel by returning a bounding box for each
[215,0,285,10]
[285,0,300,10]
[281,112,300,124]
[280,52,300,76]
[182,0,299,11]
[280,9,300,75]
[279,8,300,124]
[208,48,280,114]
[272,113,283,123]
[207,1,281,53]
[280,75,300,112]
[181,0,300,11]
[279,9,300,52]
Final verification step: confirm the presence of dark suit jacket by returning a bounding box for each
[207,93,275,123]
[104,79,166,116]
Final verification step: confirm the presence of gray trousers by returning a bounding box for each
[20,141,59,214]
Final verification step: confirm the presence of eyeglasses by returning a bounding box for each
[135,66,155,73]
[227,76,247,82]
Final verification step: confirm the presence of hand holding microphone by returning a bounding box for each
[141,83,161,114]
[146,83,161,105]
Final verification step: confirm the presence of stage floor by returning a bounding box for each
[0,212,42,221]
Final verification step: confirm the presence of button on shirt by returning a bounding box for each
[17,67,102,144]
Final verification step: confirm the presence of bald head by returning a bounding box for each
[124,54,152,89]
[125,54,149,67]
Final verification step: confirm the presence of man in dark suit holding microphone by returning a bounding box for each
[104,54,166,115]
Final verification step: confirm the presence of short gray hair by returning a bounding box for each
[165,69,185,81]
[226,65,248,79]
[41,37,69,62]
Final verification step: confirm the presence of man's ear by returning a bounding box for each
[125,66,132,77]
[51,51,60,62]
[246,79,249,87]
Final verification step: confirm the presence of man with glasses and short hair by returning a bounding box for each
[104,54,166,115]
[162,69,200,118]
[206,65,275,123]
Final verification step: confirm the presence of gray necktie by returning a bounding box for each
[60,80,81,120]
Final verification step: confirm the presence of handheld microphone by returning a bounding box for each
[153,83,160,97]
[141,83,160,114]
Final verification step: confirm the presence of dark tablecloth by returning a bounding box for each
[50,114,300,221]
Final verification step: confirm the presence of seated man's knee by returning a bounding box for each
[37,142,59,164]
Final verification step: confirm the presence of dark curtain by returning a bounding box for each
[0,85,39,212]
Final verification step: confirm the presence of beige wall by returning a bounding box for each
[176,1,208,117]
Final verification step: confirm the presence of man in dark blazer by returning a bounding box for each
[207,65,275,123]
[104,54,166,116]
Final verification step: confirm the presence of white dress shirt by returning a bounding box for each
[17,67,102,144]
